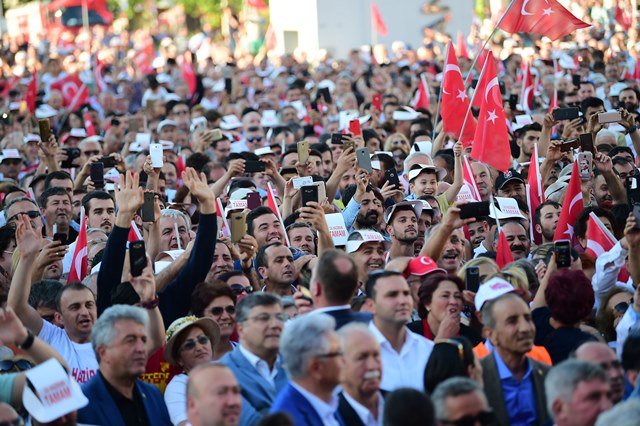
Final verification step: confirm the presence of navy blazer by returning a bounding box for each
[271,383,345,426]
[323,308,372,330]
[77,372,171,426]
[220,348,289,425]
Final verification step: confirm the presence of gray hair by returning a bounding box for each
[403,152,432,174]
[595,398,640,426]
[545,359,607,420]
[432,377,486,421]
[235,292,282,324]
[595,129,618,144]
[337,322,376,349]
[481,292,522,329]
[160,208,192,230]
[91,305,148,356]
[280,313,336,379]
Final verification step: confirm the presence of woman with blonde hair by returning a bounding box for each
[384,133,410,172]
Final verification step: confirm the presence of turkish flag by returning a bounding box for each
[470,58,511,173]
[50,74,89,112]
[181,53,197,98]
[371,3,388,36]
[553,161,584,241]
[475,48,492,74]
[266,182,290,246]
[496,229,515,268]
[456,32,470,60]
[527,143,544,244]
[84,110,96,136]
[463,156,481,201]
[586,212,617,258]
[548,85,558,113]
[441,42,476,145]
[471,51,496,108]
[68,213,88,283]
[412,74,430,110]
[498,0,590,41]
[519,61,534,113]
[25,74,37,114]
[133,41,155,75]
[128,220,143,243]
[216,198,230,238]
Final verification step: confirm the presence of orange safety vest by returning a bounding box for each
[473,341,553,366]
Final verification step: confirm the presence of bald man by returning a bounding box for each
[187,363,242,426]
[575,342,625,404]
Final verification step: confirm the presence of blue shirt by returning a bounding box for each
[493,350,538,426]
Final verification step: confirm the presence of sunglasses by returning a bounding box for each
[441,411,495,426]
[7,210,40,223]
[247,136,263,143]
[180,335,210,352]
[0,359,33,373]
[210,305,236,316]
[230,284,254,295]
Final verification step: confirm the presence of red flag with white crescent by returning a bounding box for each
[553,161,584,241]
[586,213,617,258]
[50,74,89,111]
[496,229,515,269]
[68,212,88,283]
[498,0,590,40]
[519,61,535,113]
[266,183,290,246]
[441,41,476,145]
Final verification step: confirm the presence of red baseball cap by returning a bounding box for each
[403,256,446,278]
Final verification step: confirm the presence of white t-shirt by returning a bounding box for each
[164,373,188,426]
[38,320,98,384]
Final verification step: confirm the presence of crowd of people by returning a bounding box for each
[2,1,640,425]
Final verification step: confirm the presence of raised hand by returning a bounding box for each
[182,167,215,214]
[0,307,28,347]
[128,257,156,303]
[15,214,42,258]
[114,170,145,216]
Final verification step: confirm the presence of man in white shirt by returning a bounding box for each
[337,323,385,426]
[365,270,434,391]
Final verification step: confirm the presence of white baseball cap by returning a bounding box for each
[345,230,389,254]
[474,277,515,311]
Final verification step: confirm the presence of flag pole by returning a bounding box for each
[463,0,517,86]
[431,41,450,140]
[457,56,489,141]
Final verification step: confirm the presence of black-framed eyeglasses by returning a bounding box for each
[0,417,25,426]
[440,410,495,426]
[180,335,210,352]
[7,210,40,223]
[0,359,34,373]
[230,284,253,295]
[247,136,263,143]
[317,351,343,359]
[210,305,236,316]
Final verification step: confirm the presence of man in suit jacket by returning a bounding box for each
[337,323,385,426]
[220,292,289,425]
[271,313,345,426]
[77,305,171,426]
[309,249,371,329]
[480,293,550,426]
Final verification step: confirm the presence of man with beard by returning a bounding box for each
[480,293,550,426]
[500,221,531,261]
[535,201,561,244]
[619,87,639,114]
[420,204,474,273]
[256,243,297,296]
[206,241,235,281]
[575,342,626,404]
[353,189,385,233]
[470,162,493,202]
[385,201,421,259]
[414,201,435,256]
[515,123,542,165]
[495,170,527,203]
[346,230,388,285]
[337,324,385,425]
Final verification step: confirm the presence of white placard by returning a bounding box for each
[325,213,348,246]
[496,197,523,217]
[293,176,313,189]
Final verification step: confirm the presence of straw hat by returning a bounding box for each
[163,316,220,365]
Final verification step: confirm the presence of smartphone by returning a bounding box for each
[299,285,313,304]
[317,87,332,104]
[210,128,223,141]
[577,152,593,181]
[301,185,319,205]
[465,266,480,293]
[499,81,506,95]
[559,138,581,152]
[141,192,155,222]
[90,162,105,189]
[230,211,247,243]
[508,94,518,110]
[349,119,362,137]
[52,223,68,246]
[244,160,266,173]
[150,143,163,168]
[303,125,315,138]
[572,74,581,87]
[224,78,232,95]
[627,176,640,208]
[38,119,51,143]
[372,93,382,112]
[247,192,261,210]
[385,167,400,188]
[356,147,373,173]
[598,111,622,124]
[100,156,117,168]
[330,133,344,145]
[555,240,571,268]
[128,117,142,133]
[579,133,595,154]
[459,201,491,219]
[553,107,580,121]
[312,180,327,203]
[129,240,147,277]
[633,203,640,229]
[297,140,310,165]
[61,148,81,169]
[343,139,355,152]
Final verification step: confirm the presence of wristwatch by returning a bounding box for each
[627,125,637,135]
[18,328,35,350]
[139,296,160,310]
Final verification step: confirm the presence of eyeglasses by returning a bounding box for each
[0,417,25,426]
[440,411,495,426]
[180,335,210,352]
[7,210,40,223]
[230,284,254,295]
[0,359,34,373]
[247,136,264,143]
[247,313,288,324]
[317,351,343,358]
[82,150,101,157]
[439,338,465,363]
[210,305,236,316]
